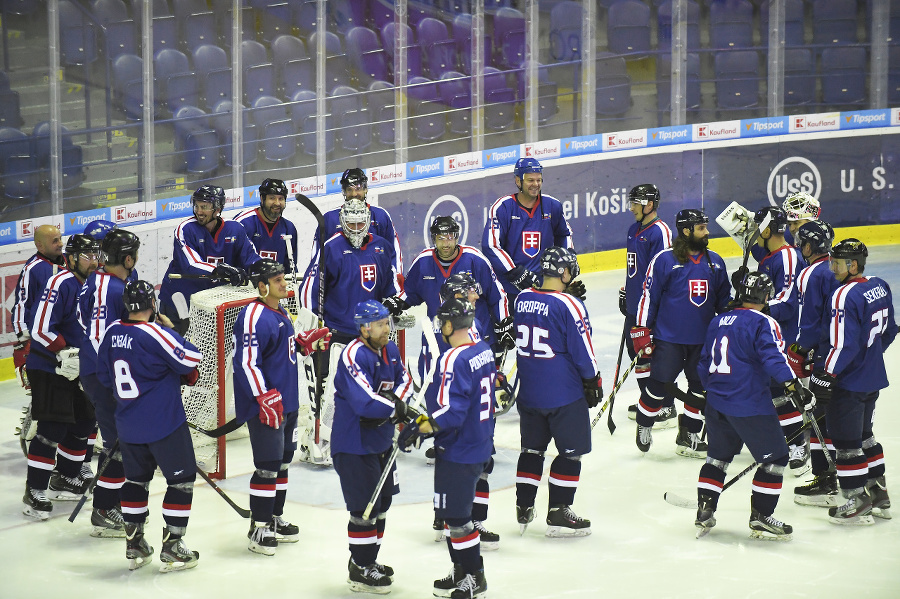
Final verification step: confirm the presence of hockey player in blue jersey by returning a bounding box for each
[633,209,731,457]
[78,229,144,538]
[234,178,300,273]
[159,185,259,334]
[695,271,814,541]
[97,279,203,572]
[482,158,574,299]
[232,259,330,556]
[22,234,99,520]
[331,300,413,594]
[789,221,843,507]
[810,239,897,525]
[513,246,602,537]
[397,297,496,598]
[621,184,675,427]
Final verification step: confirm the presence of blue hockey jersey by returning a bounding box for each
[699,308,795,417]
[299,232,400,336]
[758,245,805,344]
[824,277,897,393]
[795,256,840,354]
[312,204,403,275]
[158,217,260,314]
[234,208,300,273]
[625,218,672,315]
[97,320,202,444]
[232,299,300,423]
[28,270,86,374]
[514,288,599,409]
[78,271,130,377]
[12,253,65,336]
[331,338,413,455]
[482,193,574,298]
[431,340,496,464]
[636,248,731,345]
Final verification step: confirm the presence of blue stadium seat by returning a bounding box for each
[251,96,296,162]
[709,0,754,49]
[549,1,582,62]
[407,76,447,142]
[821,46,867,107]
[714,50,761,110]
[608,0,651,57]
[596,53,633,116]
[330,85,372,153]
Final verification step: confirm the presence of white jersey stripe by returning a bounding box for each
[132,322,202,366]
[434,347,467,418]
[32,271,74,349]
[342,340,397,408]
[825,282,857,374]
[240,302,267,396]
[175,219,216,272]
[485,196,517,271]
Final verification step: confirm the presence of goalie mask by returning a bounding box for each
[737,271,774,305]
[782,192,820,222]
[340,198,371,249]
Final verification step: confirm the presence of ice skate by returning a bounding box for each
[248,522,277,556]
[794,471,838,507]
[433,563,464,598]
[694,496,716,538]
[828,492,875,526]
[90,506,126,538]
[125,523,153,570]
[474,520,499,551]
[627,403,637,421]
[546,505,591,538]
[22,483,52,521]
[79,461,94,486]
[654,405,677,430]
[516,504,534,535]
[269,515,299,543]
[159,528,199,572]
[347,558,391,594]
[48,471,87,501]
[867,476,891,520]
[674,426,707,459]
[433,513,446,542]
[450,569,487,599]
[636,424,652,453]
[749,508,793,541]
[788,443,810,477]
[426,446,436,466]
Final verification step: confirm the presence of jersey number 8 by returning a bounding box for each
[113,359,140,399]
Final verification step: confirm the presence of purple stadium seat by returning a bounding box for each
[608,0,651,57]
[714,50,761,110]
[493,7,525,68]
[549,1,582,62]
[417,18,458,78]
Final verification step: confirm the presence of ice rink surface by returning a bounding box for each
[1,247,899,599]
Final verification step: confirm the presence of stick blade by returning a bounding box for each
[663,492,696,510]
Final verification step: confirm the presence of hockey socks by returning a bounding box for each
[446,519,481,575]
[751,461,786,517]
[249,467,278,524]
[274,466,290,516]
[635,380,665,428]
[162,479,194,533]
[835,446,869,497]
[348,513,379,567]
[92,452,125,511]
[515,451,544,508]
[472,458,493,522]
[810,432,835,475]
[697,460,728,510]
[547,456,580,507]
[26,432,58,490]
[56,425,90,478]
[862,435,886,480]
[121,478,151,524]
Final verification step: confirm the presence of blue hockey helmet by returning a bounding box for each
[354,300,390,328]
[541,246,580,279]
[83,219,117,241]
[514,157,542,179]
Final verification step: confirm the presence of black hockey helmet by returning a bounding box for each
[628,184,660,208]
[831,238,868,269]
[675,208,709,235]
[65,233,100,257]
[123,279,156,313]
[248,258,285,288]
[101,229,141,266]
[435,297,475,333]
[541,246,580,279]
[796,220,834,255]
[354,299,390,327]
[340,168,368,191]
[430,216,460,242]
[754,206,788,234]
[259,178,287,200]
[192,184,226,212]
[737,271,774,305]
[83,219,117,241]
[440,273,478,303]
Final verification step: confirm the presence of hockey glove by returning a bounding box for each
[180,368,199,387]
[786,344,814,378]
[506,265,539,290]
[55,347,80,381]
[730,265,749,293]
[618,287,628,317]
[630,326,654,357]
[296,327,331,356]
[13,335,29,369]
[808,369,835,407]
[564,279,587,302]
[493,316,516,351]
[582,374,604,409]
[382,389,423,425]
[784,379,815,413]
[381,295,410,317]
[256,388,284,428]
[397,414,437,452]
[213,263,249,287]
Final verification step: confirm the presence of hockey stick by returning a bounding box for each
[196,466,251,518]
[69,440,120,522]
[663,412,825,509]
[787,386,836,471]
[607,320,629,434]
[362,317,440,521]
[187,419,243,438]
[591,348,646,431]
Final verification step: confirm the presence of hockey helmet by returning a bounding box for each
[796,220,834,256]
[354,299,390,327]
[248,258,285,288]
[340,198,371,249]
[675,209,709,235]
[192,185,226,212]
[541,246,580,279]
[259,178,288,200]
[340,168,368,191]
[830,238,868,269]
[782,192,821,222]
[737,271,774,305]
[123,279,156,313]
[628,184,660,208]
[435,297,476,333]
[101,229,141,266]
[754,206,788,234]
[430,216,461,243]
[440,273,478,303]
[514,157,542,179]
[83,219,117,241]
[65,233,100,257]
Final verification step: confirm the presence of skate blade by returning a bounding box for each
[128,556,153,571]
[518,523,528,536]
[828,514,875,526]
[749,530,793,541]
[674,447,706,459]
[480,540,500,551]
[545,526,591,538]
[91,526,126,538]
[347,580,391,595]
[872,507,892,520]
[248,543,276,556]
[159,559,199,573]
[22,507,51,521]
[48,491,83,502]
[695,527,713,539]
[793,495,838,508]
[790,464,811,478]
[433,530,446,542]
[426,458,435,466]
[653,419,677,430]
[275,533,299,543]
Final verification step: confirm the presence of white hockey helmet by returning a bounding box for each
[340,198,371,248]
[782,192,820,222]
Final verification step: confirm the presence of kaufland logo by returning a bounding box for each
[486,149,517,162]
[162,199,192,212]
[789,114,839,132]
[693,121,740,140]
[565,139,600,151]
[603,130,647,150]
[445,152,482,173]
[20,220,32,237]
[287,176,323,195]
[113,203,155,223]
[368,164,406,185]
[224,188,242,208]
[522,140,560,159]
[892,108,900,126]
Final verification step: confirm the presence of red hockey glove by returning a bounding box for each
[786,344,813,378]
[296,327,331,356]
[256,389,284,428]
[630,326,654,356]
[13,337,30,369]
[180,368,199,387]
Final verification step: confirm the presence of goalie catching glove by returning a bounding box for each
[630,326,654,356]
[256,388,283,428]
[296,327,331,356]
[397,414,438,452]
[582,374,603,408]
[784,379,815,413]
[55,347,80,381]
[506,265,539,290]
[493,316,515,351]
[808,368,835,406]
[212,263,249,287]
